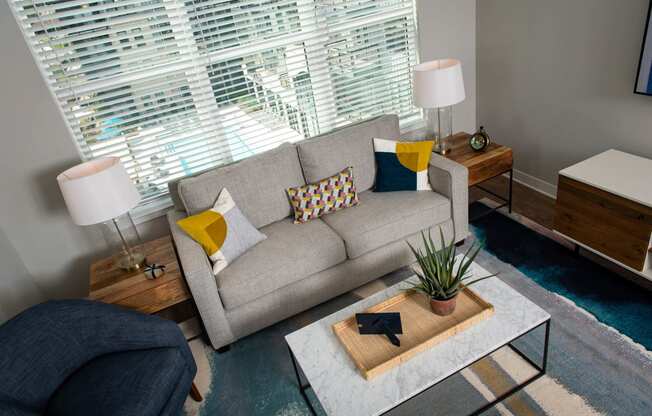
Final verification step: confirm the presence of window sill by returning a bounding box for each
[131,196,174,226]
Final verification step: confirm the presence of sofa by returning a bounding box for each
[168,114,468,350]
[0,299,197,416]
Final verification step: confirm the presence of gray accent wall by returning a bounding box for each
[478,0,652,188]
[417,0,477,134]
[0,3,104,315]
[0,2,168,322]
[0,227,43,322]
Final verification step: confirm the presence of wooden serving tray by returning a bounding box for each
[332,287,494,380]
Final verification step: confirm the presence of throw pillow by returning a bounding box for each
[373,138,434,192]
[286,167,359,224]
[177,188,266,275]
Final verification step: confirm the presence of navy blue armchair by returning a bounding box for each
[0,299,197,416]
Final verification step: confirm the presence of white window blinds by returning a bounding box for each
[10,0,419,206]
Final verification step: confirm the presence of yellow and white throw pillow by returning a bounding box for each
[177,188,266,275]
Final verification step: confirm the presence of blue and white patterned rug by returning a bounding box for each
[184,204,652,415]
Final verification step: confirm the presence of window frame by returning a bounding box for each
[8,0,423,224]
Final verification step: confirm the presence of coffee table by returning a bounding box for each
[285,261,551,416]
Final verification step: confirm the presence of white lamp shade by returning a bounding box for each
[57,157,141,226]
[413,59,466,108]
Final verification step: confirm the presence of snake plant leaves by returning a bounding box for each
[406,228,496,300]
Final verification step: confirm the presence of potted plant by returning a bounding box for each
[406,229,495,316]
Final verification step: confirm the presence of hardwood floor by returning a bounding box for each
[471,174,652,291]
[469,174,556,229]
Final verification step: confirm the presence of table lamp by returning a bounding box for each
[413,59,466,154]
[57,157,145,271]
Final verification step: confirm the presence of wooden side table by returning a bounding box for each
[89,236,191,314]
[89,235,202,401]
[441,133,514,218]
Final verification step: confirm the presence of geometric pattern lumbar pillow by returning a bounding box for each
[286,166,359,224]
[176,188,266,275]
[373,138,434,192]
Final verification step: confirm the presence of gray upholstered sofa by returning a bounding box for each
[167,115,468,350]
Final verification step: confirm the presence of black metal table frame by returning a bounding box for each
[288,318,550,416]
[470,168,513,222]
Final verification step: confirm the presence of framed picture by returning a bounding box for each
[635,0,652,95]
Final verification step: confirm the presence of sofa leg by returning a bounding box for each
[455,239,465,247]
[190,382,203,402]
[217,344,231,354]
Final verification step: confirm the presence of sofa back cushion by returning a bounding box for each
[296,114,400,193]
[175,143,305,228]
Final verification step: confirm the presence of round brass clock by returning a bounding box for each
[469,126,491,151]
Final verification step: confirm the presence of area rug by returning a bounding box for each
[470,202,652,352]
[184,206,652,416]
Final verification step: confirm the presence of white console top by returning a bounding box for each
[560,149,652,208]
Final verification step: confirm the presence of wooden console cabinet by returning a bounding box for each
[554,150,652,280]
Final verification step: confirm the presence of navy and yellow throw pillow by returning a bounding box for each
[373,138,434,192]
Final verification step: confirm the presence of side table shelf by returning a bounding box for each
[441,133,514,220]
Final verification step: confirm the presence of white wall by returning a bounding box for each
[477,0,652,188]
[417,0,477,134]
[0,0,476,322]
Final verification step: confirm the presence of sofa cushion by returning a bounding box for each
[216,218,347,310]
[177,143,305,228]
[296,115,400,193]
[321,190,451,259]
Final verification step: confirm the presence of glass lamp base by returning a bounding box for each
[424,106,453,154]
[104,213,146,272]
[115,250,146,272]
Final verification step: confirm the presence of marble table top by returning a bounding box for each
[285,261,551,416]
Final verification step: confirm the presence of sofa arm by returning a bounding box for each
[428,155,469,243]
[168,210,234,350]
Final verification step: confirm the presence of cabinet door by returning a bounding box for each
[554,176,652,271]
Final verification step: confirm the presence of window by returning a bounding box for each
[10,0,419,208]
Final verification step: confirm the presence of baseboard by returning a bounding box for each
[505,169,558,200]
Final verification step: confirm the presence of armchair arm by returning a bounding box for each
[428,154,469,243]
[0,299,194,413]
[168,210,234,350]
